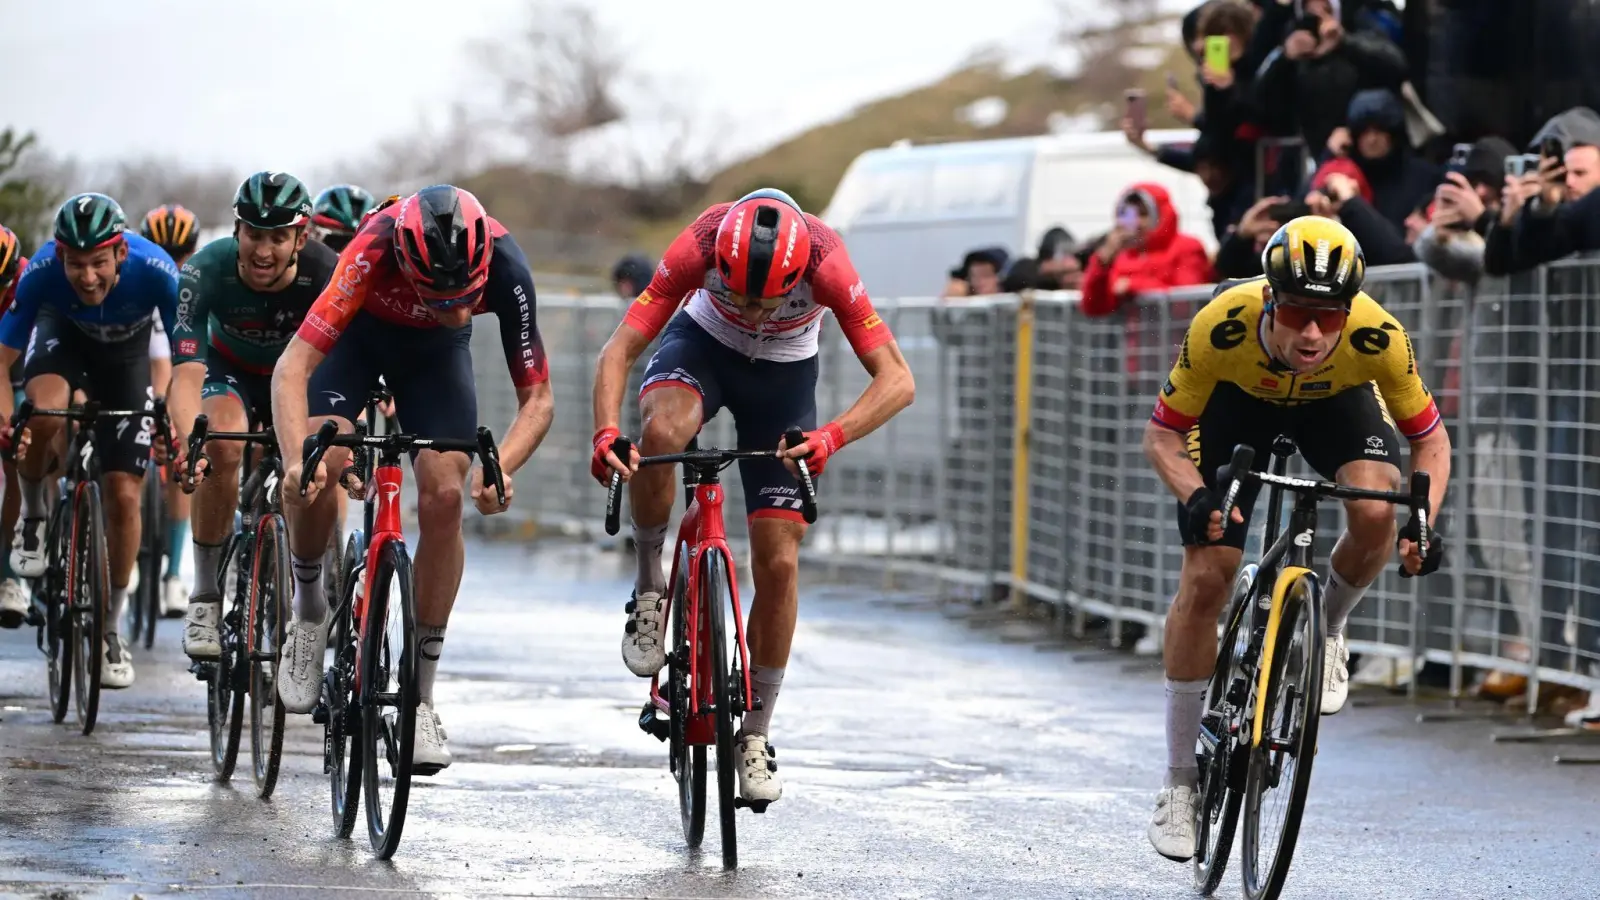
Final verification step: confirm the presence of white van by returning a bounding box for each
[821,129,1214,299]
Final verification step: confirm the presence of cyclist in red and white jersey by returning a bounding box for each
[273,185,554,771]
[591,188,916,806]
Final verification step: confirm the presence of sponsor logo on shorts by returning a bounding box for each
[1363,434,1389,456]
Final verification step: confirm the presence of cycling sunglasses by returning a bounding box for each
[1270,301,1348,333]
[420,285,485,310]
[727,290,787,311]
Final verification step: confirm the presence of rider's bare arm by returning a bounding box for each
[1405,426,1451,519]
[830,340,915,444]
[1144,422,1206,503]
[270,335,327,492]
[169,361,207,448]
[592,322,654,435]
[497,380,554,475]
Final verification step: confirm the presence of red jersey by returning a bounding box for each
[298,207,548,386]
[622,204,893,362]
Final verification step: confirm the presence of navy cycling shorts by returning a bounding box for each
[639,315,818,522]
[307,310,477,447]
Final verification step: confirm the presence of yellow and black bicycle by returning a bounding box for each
[1192,437,1431,900]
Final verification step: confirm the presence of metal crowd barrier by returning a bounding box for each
[477,262,1600,701]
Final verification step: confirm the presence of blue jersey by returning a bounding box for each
[0,233,180,351]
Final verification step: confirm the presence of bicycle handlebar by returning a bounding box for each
[181,414,279,494]
[1216,442,1431,572]
[601,429,820,535]
[298,420,506,507]
[4,397,176,468]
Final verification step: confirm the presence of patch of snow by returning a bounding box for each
[956,96,1011,130]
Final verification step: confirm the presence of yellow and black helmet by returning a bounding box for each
[140,204,201,258]
[0,225,20,288]
[1261,215,1366,306]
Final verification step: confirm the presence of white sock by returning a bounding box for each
[1165,677,1209,789]
[109,585,130,636]
[633,521,669,595]
[291,553,326,623]
[738,665,785,737]
[417,625,445,704]
[1324,568,1369,638]
[19,476,44,521]
[191,541,225,600]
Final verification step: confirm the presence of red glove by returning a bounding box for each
[591,426,625,484]
[789,422,847,477]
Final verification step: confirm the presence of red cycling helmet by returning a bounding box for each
[394,185,493,303]
[714,188,811,300]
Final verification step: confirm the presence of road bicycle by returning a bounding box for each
[1192,437,1431,900]
[6,397,174,736]
[182,414,304,797]
[305,395,505,859]
[602,428,818,871]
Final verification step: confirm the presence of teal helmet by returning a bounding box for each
[311,184,378,234]
[233,171,313,229]
[53,193,127,251]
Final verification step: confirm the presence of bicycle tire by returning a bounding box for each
[45,498,72,724]
[134,468,163,649]
[362,540,416,859]
[1241,573,1326,900]
[668,543,706,848]
[702,547,738,871]
[327,531,365,838]
[1193,564,1256,896]
[71,483,107,736]
[249,513,290,798]
[209,536,248,781]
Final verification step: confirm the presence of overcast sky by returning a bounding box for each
[2,0,1083,184]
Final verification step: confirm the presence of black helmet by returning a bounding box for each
[54,193,127,251]
[233,171,313,229]
[611,254,653,289]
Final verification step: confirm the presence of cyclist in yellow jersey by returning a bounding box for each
[1141,216,1451,862]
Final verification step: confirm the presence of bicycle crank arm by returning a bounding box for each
[637,701,669,742]
[733,797,771,814]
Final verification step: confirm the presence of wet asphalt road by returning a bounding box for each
[0,539,1595,900]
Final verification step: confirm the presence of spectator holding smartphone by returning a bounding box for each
[1211,194,1309,279]
[1414,137,1515,284]
[1503,107,1600,271]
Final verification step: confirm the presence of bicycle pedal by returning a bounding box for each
[637,701,669,742]
[733,797,770,814]
[311,703,329,725]
[413,763,445,777]
[189,661,217,682]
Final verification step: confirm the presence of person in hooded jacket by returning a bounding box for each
[1082,183,1214,318]
[1338,88,1443,232]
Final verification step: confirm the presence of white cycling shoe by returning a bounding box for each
[182,597,222,660]
[1148,784,1197,862]
[0,577,28,629]
[277,615,329,714]
[1322,634,1350,715]
[101,634,135,689]
[10,518,46,579]
[414,702,453,774]
[621,591,667,677]
[736,732,782,808]
[161,576,188,618]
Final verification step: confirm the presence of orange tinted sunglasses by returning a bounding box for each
[1271,302,1348,332]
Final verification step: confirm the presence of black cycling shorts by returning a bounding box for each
[201,352,274,430]
[640,315,818,522]
[22,307,155,476]
[1175,381,1401,549]
[307,310,477,447]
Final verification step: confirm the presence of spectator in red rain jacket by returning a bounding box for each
[1081,182,1214,317]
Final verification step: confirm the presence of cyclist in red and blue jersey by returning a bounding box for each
[0,194,180,688]
[0,224,27,629]
[273,185,554,772]
[591,188,916,807]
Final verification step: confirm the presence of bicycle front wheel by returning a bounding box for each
[70,483,108,736]
[668,543,706,848]
[134,468,163,649]
[209,536,247,781]
[362,539,417,859]
[45,499,72,723]
[1241,573,1326,900]
[701,547,738,871]
[328,532,366,837]
[249,513,291,798]
[1193,564,1256,895]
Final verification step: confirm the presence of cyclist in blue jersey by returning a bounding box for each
[0,193,179,689]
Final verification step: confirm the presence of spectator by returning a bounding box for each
[611,254,654,300]
[1081,183,1213,317]
[1304,160,1416,265]
[1212,195,1310,279]
[1500,108,1600,271]
[1255,0,1408,162]
[1338,88,1443,232]
[942,246,1009,298]
[1003,227,1085,292]
[1413,136,1515,284]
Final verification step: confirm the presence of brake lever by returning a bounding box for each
[604,436,633,536]
[783,427,819,525]
[299,420,339,498]
[183,414,209,495]
[2,399,34,462]
[1399,471,1432,579]
[475,426,507,507]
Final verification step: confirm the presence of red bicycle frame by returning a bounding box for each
[351,459,405,694]
[648,482,754,744]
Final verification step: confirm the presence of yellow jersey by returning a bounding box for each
[1151,278,1441,440]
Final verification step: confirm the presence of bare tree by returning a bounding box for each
[326,103,488,197]
[1055,0,1167,102]
[0,129,74,253]
[477,2,624,155]
[91,157,240,230]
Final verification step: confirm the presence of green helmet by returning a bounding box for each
[53,193,127,251]
[233,171,313,229]
[311,184,378,234]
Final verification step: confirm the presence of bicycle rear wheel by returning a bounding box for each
[249,513,290,798]
[209,536,247,780]
[326,531,365,838]
[362,540,416,859]
[45,500,72,723]
[1193,565,1256,895]
[70,483,108,736]
[701,547,738,871]
[1241,573,1326,900]
[667,543,706,848]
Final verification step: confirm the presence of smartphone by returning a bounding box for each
[1541,136,1565,160]
[1203,36,1231,78]
[1294,13,1322,34]
[1125,89,1147,132]
[1117,206,1140,231]
[1166,72,1180,91]
[1446,142,1472,176]
[1506,153,1542,177]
